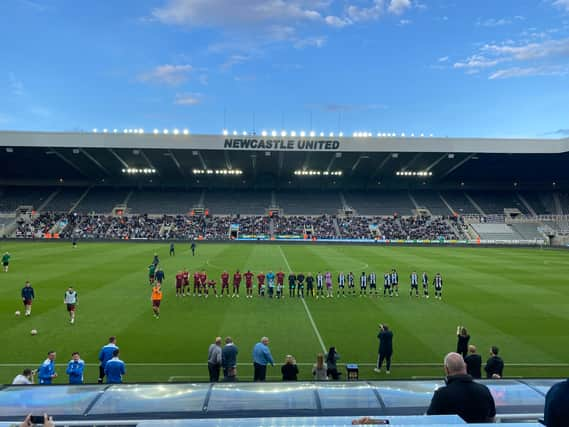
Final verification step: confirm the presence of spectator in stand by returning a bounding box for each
[19,414,55,427]
[484,346,504,379]
[312,353,328,381]
[464,345,482,379]
[374,324,393,374]
[12,368,34,385]
[543,377,569,427]
[456,326,470,358]
[281,355,299,381]
[207,337,223,382]
[222,336,238,382]
[326,346,341,380]
[426,352,496,423]
[252,336,274,381]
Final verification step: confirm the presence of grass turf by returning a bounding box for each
[1,241,569,384]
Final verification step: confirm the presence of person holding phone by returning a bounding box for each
[374,324,393,374]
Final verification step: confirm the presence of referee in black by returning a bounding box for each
[374,324,393,374]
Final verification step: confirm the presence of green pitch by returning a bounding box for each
[1,241,569,384]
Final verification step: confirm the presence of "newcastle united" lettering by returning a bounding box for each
[224,139,341,151]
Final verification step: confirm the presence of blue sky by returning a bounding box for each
[1,0,569,138]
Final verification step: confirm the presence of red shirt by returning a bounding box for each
[257,274,265,285]
[233,272,242,285]
[193,272,200,285]
[175,273,183,285]
[244,272,254,284]
[276,272,285,284]
[199,273,207,284]
[208,279,216,287]
[182,271,189,283]
[221,272,229,286]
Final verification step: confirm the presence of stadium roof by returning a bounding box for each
[1,131,568,154]
[0,131,568,189]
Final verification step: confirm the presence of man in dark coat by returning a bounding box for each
[484,346,504,379]
[374,324,393,374]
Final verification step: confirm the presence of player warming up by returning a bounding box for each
[257,272,266,297]
[369,272,378,296]
[276,269,285,298]
[151,283,163,319]
[182,268,190,296]
[383,272,392,297]
[325,271,333,297]
[288,272,296,297]
[359,272,367,297]
[348,272,355,296]
[297,272,305,298]
[175,271,184,297]
[232,270,242,298]
[64,286,78,324]
[433,272,443,300]
[148,263,157,285]
[315,272,323,298]
[391,269,399,296]
[206,278,217,298]
[2,252,10,272]
[21,281,35,316]
[266,271,275,298]
[306,272,314,297]
[193,271,201,296]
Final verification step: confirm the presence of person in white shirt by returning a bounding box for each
[64,287,78,324]
[12,368,34,385]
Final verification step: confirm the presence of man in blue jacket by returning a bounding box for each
[66,352,85,384]
[98,336,118,384]
[105,349,126,384]
[222,336,239,381]
[252,336,274,381]
[38,351,57,385]
[543,378,569,427]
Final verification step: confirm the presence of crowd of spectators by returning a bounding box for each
[14,212,463,241]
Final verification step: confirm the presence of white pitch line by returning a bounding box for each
[1,362,568,367]
[278,245,327,354]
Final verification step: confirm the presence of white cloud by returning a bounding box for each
[347,0,384,22]
[453,54,501,69]
[294,36,327,49]
[552,0,569,12]
[482,38,569,61]
[489,65,569,79]
[138,64,194,85]
[477,16,524,27]
[175,93,202,105]
[221,55,250,69]
[325,15,351,28]
[388,0,412,15]
[399,19,412,25]
[438,56,449,62]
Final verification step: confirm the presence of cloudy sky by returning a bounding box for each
[1,0,569,138]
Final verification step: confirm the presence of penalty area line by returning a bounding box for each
[278,245,327,354]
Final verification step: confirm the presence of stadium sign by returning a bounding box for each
[224,138,340,151]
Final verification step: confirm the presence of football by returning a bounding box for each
[30,329,38,335]
[14,311,21,316]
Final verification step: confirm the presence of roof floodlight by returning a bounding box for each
[339,132,343,137]
[300,131,306,137]
[103,129,108,133]
[92,128,98,133]
[242,131,247,136]
[173,129,180,135]
[233,130,238,136]
[139,129,144,134]
[271,130,277,137]
[262,130,268,137]
[310,131,316,137]
[183,129,189,135]
[163,129,169,134]
[329,132,334,137]
[113,129,118,133]
[281,130,287,137]
[291,131,297,137]
[223,129,228,135]
[153,129,159,134]
[319,132,325,137]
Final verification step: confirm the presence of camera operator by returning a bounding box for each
[374,323,393,375]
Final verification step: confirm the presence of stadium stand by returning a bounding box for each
[470,223,521,240]
[127,189,201,214]
[344,191,415,216]
[521,192,555,215]
[74,188,129,214]
[42,187,87,213]
[275,191,341,215]
[411,191,451,215]
[205,190,271,215]
[510,223,546,240]
[0,186,54,213]
[468,191,529,215]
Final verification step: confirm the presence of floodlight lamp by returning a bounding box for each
[183,129,189,135]
[319,132,324,137]
[223,129,228,136]
[242,131,247,136]
[291,131,297,137]
[300,131,306,137]
[139,129,144,134]
[310,131,316,137]
[173,129,180,135]
[233,131,238,136]
[123,129,128,134]
[339,132,343,137]
[262,130,268,137]
[163,129,169,135]
[92,128,98,133]
[329,132,334,137]
[103,129,108,133]
[153,129,159,134]
[271,130,277,137]
[113,129,118,133]
[281,130,287,137]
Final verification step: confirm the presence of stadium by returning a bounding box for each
[1,129,569,426]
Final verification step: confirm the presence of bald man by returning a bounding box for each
[427,352,496,423]
[207,337,223,382]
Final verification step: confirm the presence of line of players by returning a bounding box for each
[152,267,444,300]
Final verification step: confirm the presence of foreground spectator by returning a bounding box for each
[281,355,299,381]
[66,352,85,385]
[252,336,274,381]
[20,414,55,427]
[426,352,496,423]
[464,345,482,379]
[222,336,238,382]
[207,337,222,382]
[375,324,393,374]
[456,326,470,358]
[12,368,34,385]
[312,353,328,381]
[484,346,504,379]
[543,377,569,427]
[98,336,119,384]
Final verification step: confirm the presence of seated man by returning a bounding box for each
[427,352,496,423]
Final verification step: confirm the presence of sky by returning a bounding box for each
[1,0,569,138]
